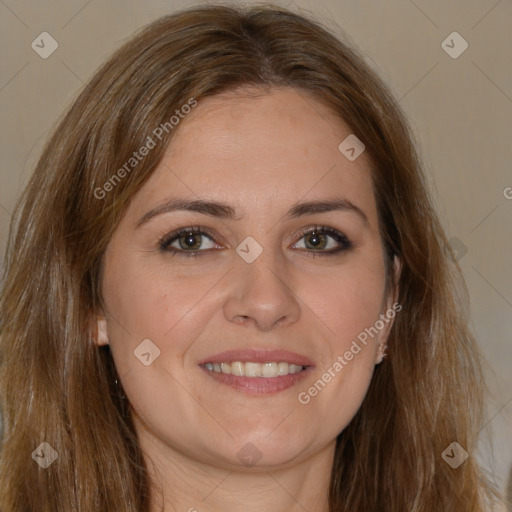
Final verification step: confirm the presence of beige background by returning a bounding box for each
[1,0,511,507]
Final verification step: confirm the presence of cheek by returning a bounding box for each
[301,254,387,348]
[293,250,386,414]
[293,275,385,439]
[101,250,225,375]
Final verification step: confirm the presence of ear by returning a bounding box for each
[90,309,109,346]
[375,255,402,365]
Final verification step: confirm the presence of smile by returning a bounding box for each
[202,361,306,377]
[199,362,313,395]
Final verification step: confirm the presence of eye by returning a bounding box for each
[292,225,353,257]
[159,225,353,258]
[159,226,219,257]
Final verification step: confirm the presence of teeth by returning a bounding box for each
[245,362,261,377]
[278,362,289,376]
[262,362,278,377]
[220,362,231,374]
[203,361,305,377]
[231,361,244,376]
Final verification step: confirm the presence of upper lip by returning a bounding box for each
[198,349,315,367]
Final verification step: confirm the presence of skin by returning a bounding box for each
[94,86,400,512]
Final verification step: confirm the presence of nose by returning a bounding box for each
[223,246,301,331]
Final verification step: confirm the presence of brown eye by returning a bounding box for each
[304,230,328,250]
[160,226,219,257]
[177,232,203,250]
[293,226,353,256]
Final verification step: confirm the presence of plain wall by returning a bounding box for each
[0,0,511,508]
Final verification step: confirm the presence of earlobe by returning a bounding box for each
[94,315,109,346]
[375,342,388,365]
[374,255,402,365]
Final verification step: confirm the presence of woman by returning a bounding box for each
[0,3,505,511]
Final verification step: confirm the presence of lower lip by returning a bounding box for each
[199,365,314,395]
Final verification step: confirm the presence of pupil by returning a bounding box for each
[182,233,200,250]
[307,230,325,249]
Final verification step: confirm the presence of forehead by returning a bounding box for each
[125,87,379,228]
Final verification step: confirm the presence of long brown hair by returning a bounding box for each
[0,3,505,510]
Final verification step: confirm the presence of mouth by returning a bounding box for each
[198,349,314,395]
[202,361,306,377]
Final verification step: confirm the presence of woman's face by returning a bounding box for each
[97,86,398,471]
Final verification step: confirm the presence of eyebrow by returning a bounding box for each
[135,197,369,229]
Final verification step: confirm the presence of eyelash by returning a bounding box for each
[158,225,353,259]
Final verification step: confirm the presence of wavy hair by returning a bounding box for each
[0,3,505,511]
